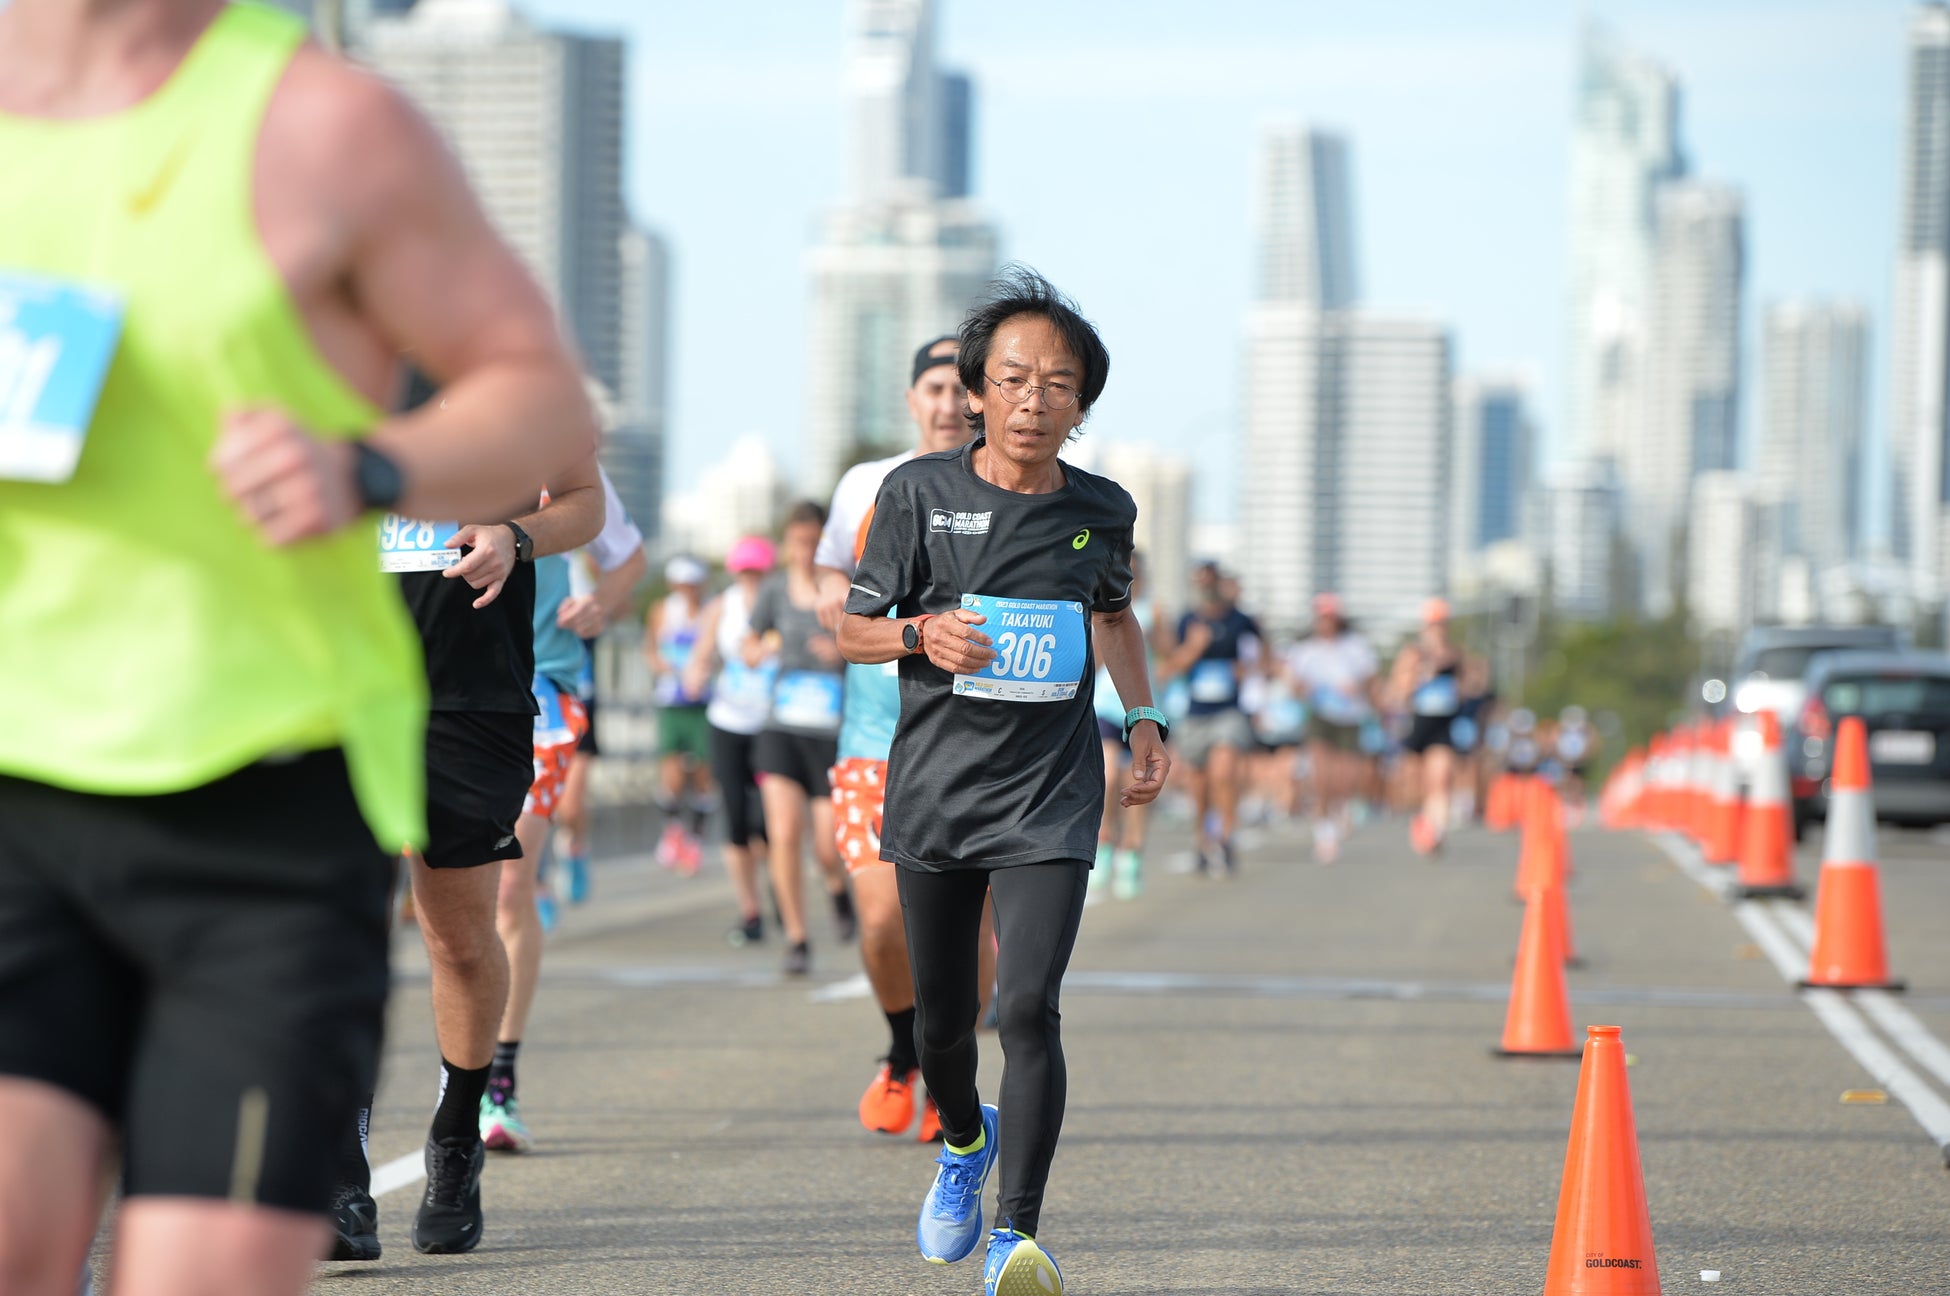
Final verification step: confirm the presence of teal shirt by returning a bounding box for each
[532,554,590,696]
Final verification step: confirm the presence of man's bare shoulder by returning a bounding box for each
[264,42,456,212]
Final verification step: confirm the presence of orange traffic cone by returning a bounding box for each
[1684,724,1711,845]
[1734,710,1805,900]
[1801,717,1904,991]
[1542,1025,1662,1294]
[1515,784,1564,899]
[1701,719,1742,865]
[1486,773,1523,832]
[1537,874,1583,968]
[1495,886,1582,1059]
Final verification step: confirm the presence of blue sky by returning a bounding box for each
[529,0,1912,524]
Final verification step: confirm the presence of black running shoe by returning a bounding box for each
[832,888,858,943]
[727,914,764,947]
[329,1182,381,1262]
[783,940,811,977]
[411,1135,485,1254]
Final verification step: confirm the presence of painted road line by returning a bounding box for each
[371,1148,425,1198]
[810,972,871,1003]
[1657,834,1950,1162]
[1761,898,1950,1094]
[1857,991,1950,1096]
[1801,989,1950,1160]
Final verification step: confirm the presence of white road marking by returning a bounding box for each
[370,1149,425,1198]
[809,972,872,1003]
[1655,832,1950,1162]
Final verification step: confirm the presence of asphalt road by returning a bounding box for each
[196,803,1947,1296]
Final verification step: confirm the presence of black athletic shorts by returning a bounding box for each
[754,729,838,799]
[1403,714,1456,755]
[709,724,769,848]
[0,751,393,1212]
[425,709,533,869]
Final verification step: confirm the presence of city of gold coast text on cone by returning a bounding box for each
[1543,1026,1661,1294]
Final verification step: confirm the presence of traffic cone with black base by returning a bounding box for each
[1542,1025,1661,1294]
[1495,886,1583,1059]
[1734,711,1805,900]
[1801,716,1904,991]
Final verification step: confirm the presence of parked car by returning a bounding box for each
[1790,649,1950,835]
[1728,625,1904,789]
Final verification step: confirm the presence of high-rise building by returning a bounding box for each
[806,1,999,493]
[1093,444,1194,618]
[605,225,670,540]
[1450,375,1537,564]
[1243,306,1450,638]
[1256,124,1357,309]
[1891,3,1950,586]
[364,0,629,397]
[1686,471,1764,637]
[1629,180,1744,614]
[1566,23,1685,468]
[1759,301,1868,572]
[1523,460,1623,621]
[663,435,788,562]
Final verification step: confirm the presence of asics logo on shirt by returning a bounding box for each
[1071,530,1090,550]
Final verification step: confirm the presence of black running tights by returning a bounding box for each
[897,860,1088,1238]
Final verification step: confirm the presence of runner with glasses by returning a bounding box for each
[840,267,1169,1296]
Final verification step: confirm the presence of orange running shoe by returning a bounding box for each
[858,1063,917,1135]
[916,1094,942,1143]
[1409,814,1441,857]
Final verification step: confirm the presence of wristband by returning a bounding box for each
[1122,705,1170,744]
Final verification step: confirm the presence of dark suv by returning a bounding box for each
[1790,649,1950,834]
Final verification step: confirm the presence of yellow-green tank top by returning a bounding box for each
[0,3,427,848]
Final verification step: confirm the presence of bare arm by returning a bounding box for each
[439,454,603,609]
[1095,606,1170,806]
[815,566,853,633]
[589,548,648,624]
[211,54,598,544]
[838,609,994,673]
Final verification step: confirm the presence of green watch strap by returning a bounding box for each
[1123,705,1170,743]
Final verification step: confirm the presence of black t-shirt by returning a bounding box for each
[399,563,538,715]
[1176,606,1262,716]
[847,440,1137,870]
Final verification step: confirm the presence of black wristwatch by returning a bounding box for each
[901,615,935,654]
[350,440,404,511]
[505,520,535,563]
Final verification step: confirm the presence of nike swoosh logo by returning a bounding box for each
[128,136,192,215]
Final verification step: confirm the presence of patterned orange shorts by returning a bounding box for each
[830,756,889,873]
[524,686,590,820]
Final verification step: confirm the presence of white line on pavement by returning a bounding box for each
[1857,991,1950,1097]
[371,1149,425,1198]
[1656,833,1950,1162]
[809,972,871,1003]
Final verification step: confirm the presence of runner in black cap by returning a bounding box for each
[840,265,1169,1296]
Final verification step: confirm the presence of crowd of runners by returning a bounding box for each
[0,7,1604,1295]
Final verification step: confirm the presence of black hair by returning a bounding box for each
[957,264,1109,439]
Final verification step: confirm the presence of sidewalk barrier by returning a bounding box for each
[1733,711,1805,900]
[1542,1025,1662,1294]
[1801,716,1905,991]
[1701,718,1741,866]
[1495,886,1582,1059]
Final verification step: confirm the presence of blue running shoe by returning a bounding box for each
[985,1228,1063,1295]
[565,854,591,904]
[916,1103,998,1264]
[535,891,559,933]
